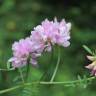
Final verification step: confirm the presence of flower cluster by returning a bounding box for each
[86,55,96,76]
[8,18,71,68]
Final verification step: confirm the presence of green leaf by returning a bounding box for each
[83,45,93,55]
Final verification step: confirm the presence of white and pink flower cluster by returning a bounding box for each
[8,18,71,68]
[86,56,96,76]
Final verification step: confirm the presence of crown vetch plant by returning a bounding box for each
[8,18,71,68]
[0,19,95,95]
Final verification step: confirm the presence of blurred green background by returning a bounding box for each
[0,0,96,96]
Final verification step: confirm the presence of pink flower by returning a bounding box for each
[9,18,71,68]
[31,18,71,50]
[85,56,96,76]
[55,19,71,47]
[12,38,32,57]
[8,37,41,68]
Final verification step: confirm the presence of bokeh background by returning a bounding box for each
[0,0,96,96]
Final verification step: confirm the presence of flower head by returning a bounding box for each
[86,55,96,76]
[31,18,71,51]
[9,18,71,68]
[8,38,31,68]
[8,37,41,68]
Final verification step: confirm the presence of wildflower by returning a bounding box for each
[31,18,71,51]
[8,37,41,68]
[85,55,96,76]
[9,18,71,68]
[55,19,71,47]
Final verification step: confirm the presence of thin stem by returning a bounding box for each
[50,47,61,82]
[40,46,54,81]
[18,68,24,83]
[0,68,15,71]
[0,76,95,94]
[25,63,30,81]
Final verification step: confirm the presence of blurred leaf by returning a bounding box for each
[83,45,93,55]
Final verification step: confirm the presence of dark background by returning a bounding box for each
[0,0,96,96]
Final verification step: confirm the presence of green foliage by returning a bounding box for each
[19,85,39,96]
[18,66,42,96]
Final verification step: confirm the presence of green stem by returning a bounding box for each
[18,68,24,83]
[39,46,54,81]
[50,47,61,82]
[25,63,30,81]
[0,68,15,71]
[0,76,95,94]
